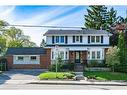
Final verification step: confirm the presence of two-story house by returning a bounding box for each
[6,29,112,69]
[44,29,112,65]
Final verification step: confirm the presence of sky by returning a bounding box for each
[0,5,127,46]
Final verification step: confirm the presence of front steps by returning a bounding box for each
[74,64,84,72]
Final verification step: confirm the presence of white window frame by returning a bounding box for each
[89,50,102,60]
[90,36,101,44]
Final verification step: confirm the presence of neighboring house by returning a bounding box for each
[6,47,51,69]
[6,29,112,70]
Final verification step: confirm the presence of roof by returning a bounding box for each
[44,29,112,35]
[6,47,47,55]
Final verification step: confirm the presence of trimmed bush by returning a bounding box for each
[49,62,74,72]
[38,72,75,80]
[87,60,107,67]
[114,64,127,73]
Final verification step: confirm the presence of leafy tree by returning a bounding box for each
[85,5,109,30]
[106,46,120,72]
[0,36,6,55]
[117,31,127,64]
[40,39,46,47]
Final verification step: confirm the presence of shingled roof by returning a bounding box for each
[6,47,46,55]
[44,29,112,35]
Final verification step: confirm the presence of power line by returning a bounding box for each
[3,24,85,29]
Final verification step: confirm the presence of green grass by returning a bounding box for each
[84,71,127,80]
[38,72,75,80]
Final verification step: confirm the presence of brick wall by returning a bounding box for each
[7,48,51,69]
[40,48,51,69]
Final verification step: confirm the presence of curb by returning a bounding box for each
[28,81,127,86]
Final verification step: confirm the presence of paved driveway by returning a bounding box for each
[0,69,46,84]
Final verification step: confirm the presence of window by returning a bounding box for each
[56,36,59,43]
[60,36,64,43]
[91,51,101,59]
[17,56,24,61]
[91,36,95,42]
[92,51,95,59]
[59,51,64,59]
[76,36,79,41]
[31,56,37,60]
[96,36,100,42]
[97,51,100,59]
[90,36,101,43]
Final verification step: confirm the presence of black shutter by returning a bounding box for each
[80,36,82,43]
[65,36,68,44]
[88,36,90,43]
[101,36,103,43]
[52,36,54,44]
[73,36,75,43]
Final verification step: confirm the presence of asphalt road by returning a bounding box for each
[0,83,127,90]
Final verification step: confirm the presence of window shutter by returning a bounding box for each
[52,36,54,44]
[73,36,75,43]
[80,36,82,43]
[101,36,103,43]
[65,36,68,44]
[88,36,90,43]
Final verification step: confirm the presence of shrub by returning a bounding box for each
[49,62,75,72]
[87,60,107,67]
[114,64,127,73]
[106,46,120,72]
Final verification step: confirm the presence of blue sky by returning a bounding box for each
[0,5,127,46]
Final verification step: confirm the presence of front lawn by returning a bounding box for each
[84,71,127,81]
[38,72,75,80]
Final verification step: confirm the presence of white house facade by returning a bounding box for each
[44,29,112,64]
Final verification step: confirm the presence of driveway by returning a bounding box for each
[0,69,46,84]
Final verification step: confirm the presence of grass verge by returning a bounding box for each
[84,71,127,80]
[38,72,75,80]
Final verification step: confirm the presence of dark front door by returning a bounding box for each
[75,51,80,63]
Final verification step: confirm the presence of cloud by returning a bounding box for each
[0,6,15,23]
[0,6,84,46]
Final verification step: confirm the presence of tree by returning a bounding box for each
[117,31,127,64]
[106,46,120,72]
[40,39,46,47]
[107,7,117,27]
[85,5,109,30]
[3,27,37,48]
[0,36,6,55]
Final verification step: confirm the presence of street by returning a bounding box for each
[0,83,127,90]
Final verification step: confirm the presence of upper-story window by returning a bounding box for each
[88,36,103,44]
[76,36,79,42]
[60,36,64,43]
[56,36,59,43]
[53,36,65,44]
[73,36,82,43]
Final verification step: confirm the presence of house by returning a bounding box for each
[7,47,51,69]
[6,29,112,69]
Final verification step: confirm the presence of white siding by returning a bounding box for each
[13,55,40,64]
[46,34,110,45]
[46,36,52,44]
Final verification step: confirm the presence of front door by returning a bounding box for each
[75,51,80,63]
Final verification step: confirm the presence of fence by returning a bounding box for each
[0,58,7,71]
